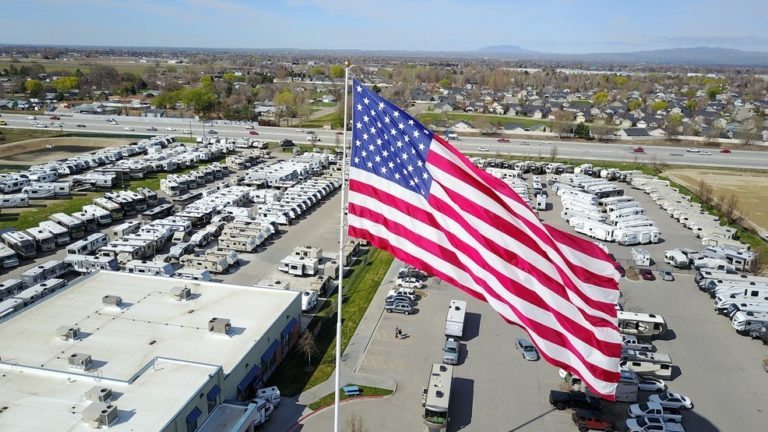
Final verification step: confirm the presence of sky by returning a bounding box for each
[1,0,767,53]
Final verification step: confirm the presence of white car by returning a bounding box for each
[123,126,134,131]
[396,277,423,289]
[25,115,37,120]
[638,377,667,392]
[626,416,685,432]
[182,129,191,134]
[35,123,48,128]
[685,148,700,153]
[477,147,489,152]
[245,125,255,129]
[166,127,177,131]
[700,151,712,155]
[628,402,683,422]
[648,392,693,410]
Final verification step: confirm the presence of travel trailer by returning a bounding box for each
[124,260,175,277]
[617,311,668,338]
[66,233,109,256]
[65,254,119,273]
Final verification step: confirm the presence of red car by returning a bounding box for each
[49,115,60,120]
[249,130,258,135]
[497,137,510,143]
[720,148,732,153]
[633,146,645,153]
[638,268,655,281]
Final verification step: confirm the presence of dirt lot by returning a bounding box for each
[664,168,768,233]
[0,137,132,165]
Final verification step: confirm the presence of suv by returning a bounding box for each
[442,338,459,365]
[571,409,613,432]
[385,295,414,306]
[280,139,295,147]
[385,302,414,315]
[549,390,600,411]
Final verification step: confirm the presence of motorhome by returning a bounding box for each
[2,231,37,259]
[71,211,97,233]
[617,311,667,338]
[664,250,689,268]
[0,279,23,301]
[422,363,453,432]
[173,268,213,282]
[20,260,71,287]
[141,203,174,221]
[137,187,159,207]
[445,300,467,339]
[731,311,768,337]
[66,233,109,256]
[98,243,147,265]
[631,248,651,267]
[94,197,125,221]
[0,243,19,268]
[715,288,768,311]
[621,349,672,365]
[160,178,181,197]
[111,221,142,240]
[82,205,113,226]
[105,193,136,216]
[120,190,148,211]
[49,213,85,240]
[724,302,768,318]
[21,182,62,199]
[124,260,175,277]
[65,254,119,273]
[0,193,30,208]
[39,220,71,247]
[24,226,56,252]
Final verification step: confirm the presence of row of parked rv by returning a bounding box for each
[159,162,231,197]
[695,269,768,343]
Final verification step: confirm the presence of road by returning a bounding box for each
[1,112,767,170]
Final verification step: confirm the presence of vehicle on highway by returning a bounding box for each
[249,130,258,135]
[203,122,212,127]
[35,123,48,128]
[75,123,86,127]
[385,302,414,315]
[633,146,645,153]
[700,151,712,155]
[0,120,6,125]
[124,126,134,131]
[549,390,600,411]
[638,268,655,281]
[295,128,304,132]
[720,148,732,153]
[49,115,60,120]
[245,125,254,129]
[637,377,667,392]
[25,115,36,120]
[280,139,295,147]
[166,127,176,131]
[625,416,685,432]
[396,277,423,289]
[647,392,693,410]
[497,137,510,143]
[146,126,157,131]
[571,409,614,432]
[515,338,539,361]
[182,129,191,134]
[519,141,530,145]
[686,148,700,153]
[442,338,459,365]
[660,270,674,281]
[477,147,489,152]
[207,129,218,134]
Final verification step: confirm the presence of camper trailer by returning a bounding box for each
[731,311,768,337]
[0,194,30,208]
[124,260,175,277]
[20,260,71,287]
[617,311,668,338]
[631,248,651,267]
[179,252,229,274]
[173,268,213,281]
[664,250,689,268]
[65,254,119,273]
[66,233,109,256]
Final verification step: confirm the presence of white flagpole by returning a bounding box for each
[333,61,351,432]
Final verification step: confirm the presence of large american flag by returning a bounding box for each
[346,80,622,398]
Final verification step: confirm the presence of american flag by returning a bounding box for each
[346,80,622,397]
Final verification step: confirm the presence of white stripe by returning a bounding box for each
[347,208,618,396]
[432,141,619,281]
[350,186,619,343]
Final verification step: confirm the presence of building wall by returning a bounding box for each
[162,369,225,432]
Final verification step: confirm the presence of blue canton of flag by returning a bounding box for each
[351,80,434,198]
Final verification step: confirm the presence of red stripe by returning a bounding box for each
[348,200,622,377]
[427,150,619,292]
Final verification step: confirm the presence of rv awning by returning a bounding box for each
[186,407,202,424]
[261,340,279,364]
[206,385,221,401]
[237,365,262,392]
[281,318,297,339]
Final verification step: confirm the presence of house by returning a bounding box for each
[452,121,474,131]
[616,127,651,138]
[433,102,453,113]
[410,88,433,103]
[503,123,527,133]
[636,120,648,128]
[144,109,166,118]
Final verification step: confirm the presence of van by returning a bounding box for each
[256,386,281,407]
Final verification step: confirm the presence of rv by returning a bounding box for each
[572,218,615,242]
[65,254,119,273]
[535,194,547,211]
[0,244,19,268]
[204,248,239,268]
[617,311,667,338]
[631,248,651,267]
[189,230,212,247]
[664,250,689,268]
[82,204,113,226]
[105,193,137,216]
[13,278,67,307]
[621,349,672,365]
[66,233,109,256]
[301,289,319,312]
[724,302,768,318]
[137,187,159,207]
[619,360,673,380]
[120,190,148,211]
[731,311,768,337]
[1,231,37,259]
[0,194,30,208]
[141,203,174,221]
[71,211,98,232]
[422,364,453,432]
[168,242,195,261]
[173,268,213,281]
[180,253,229,274]
[38,220,71,246]
[94,197,125,221]
[445,300,467,339]
[49,213,85,240]
[714,288,768,311]
[20,260,71,287]
[218,236,259,253]
[124,260,175,277]
[0,279,23,301]
[111,221,142,240]
[24,227,56,252]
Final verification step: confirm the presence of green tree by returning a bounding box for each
[25,79,43,97]
[200,75,214,90]
[181,87,217,113]
[308,66,326,77]
[706,86,723,101]
[665,113,683,137]
[438,78,452,89]
[591,91,609,106]
[685,99,697,112]
[574,122,591,139]
[650,100,668,113]
[329,64,345,79]
[274,87,297,125]
[53,76,79,93]
[152,90,182,109]
[611,75,629,86]
[223,73,237,83]
[627,99,643,111]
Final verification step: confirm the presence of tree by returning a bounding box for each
[574,123,591,139]
[274,87,297,125]
[223,73,238,83]
[664,113,683,137]
[329,64,345,79]
[181,86,217,114]
[438,78,452,89]
[24,79,43,97]
[650,100,668,113]
[297,330,318,368]
[591,91,609,106]
[627,99,643,111]
[52,76,79,93]
[706,86,723,101]
[549,110,574,138]
[695,179,714,206]
[718,193,743,224]
[741,114,765,146]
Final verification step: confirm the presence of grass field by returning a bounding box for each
[416,112,551,129]
[302,112,344,129]
[0,128,64,145]
[307,385,393,410]
[267,248,394,397]
[0,59,209,75]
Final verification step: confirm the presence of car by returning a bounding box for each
[35,123,48,128]
[25,115,36,120]
[388,287,416,298]
[477,147,489,152]
[49,115,60,120]
[686,147,700,153]
[700,151,712,155]
[0,120,7,125]
[638,268,655,281]
[249,130,258,135]
[280,139,295,148]
[626,416,685,432]
[295,128,304,132]
[207,129,218,134]
[307,135,320,142]
[497,137,510,143]
[720,148,732,153]
[181,129,191,134]
[659,270,674,282]
[245,125,254,129]
[146,126,157,131]
[637,377,668,392]
[398,266,427,280]
[166,127,176,131]
[571,409,614,432]
[396,277,423,289]
[385,302,414,315]
[519,141,530,145]
[648,392,693,410]
[123,126,134,131]
[442,338,459,365]
[549,390,600,411]
[385,295,415,306]
[515,338,539,361]
[203,122,212,127]
[633,146,645,153]
[75,123,86,128]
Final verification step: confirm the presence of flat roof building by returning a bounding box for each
[0,271,301,431]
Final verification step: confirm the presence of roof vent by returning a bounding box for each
[82,402,118,428]
[171,286,192,301]
[102,295,122,307]
[68,353,93,370]
[57,326,80,341]
[85,386,113,403]
[208,317,231,335]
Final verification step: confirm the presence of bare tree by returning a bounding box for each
[741,114,765,146]
[718,193,743,224]
[549,144,559,162]
[297,330,319,369]
[695,179,714,206]
[344,413,368,432]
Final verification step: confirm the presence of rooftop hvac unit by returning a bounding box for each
[86,386,113,403]
[170,286,192,301]
[68,352,93,370]
[102,295,122,306]
[208,317,231,335]
[56,326,80,341]
[82,402,118,428]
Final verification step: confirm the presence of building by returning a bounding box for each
[0,271,301,431]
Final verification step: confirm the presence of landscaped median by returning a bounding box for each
[267,247,394,396]
[307,385,394,410]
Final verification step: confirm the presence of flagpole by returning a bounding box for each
[333,61,351,432]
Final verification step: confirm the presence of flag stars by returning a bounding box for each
[363,115,369,123]
[356,104,362,111]
[363,97,369,105]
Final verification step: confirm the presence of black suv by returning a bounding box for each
[280,139,295,147]
[548,390,600,411]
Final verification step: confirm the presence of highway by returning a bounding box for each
[1,112,766,170]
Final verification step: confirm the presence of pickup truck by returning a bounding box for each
[628,402,683,423]
[622,335,655,352]
[626,416,685,432]
[549,390,600,411]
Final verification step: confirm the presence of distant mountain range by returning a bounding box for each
[474,45,768,66]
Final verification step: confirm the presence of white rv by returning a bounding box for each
[173,268,213,281]
[39,220,71,246]
[0,244,19,268]
[111,221,142,240]
[65,254,119,273]
[82,204,113,226]
[124,260,175,277]
[664,250,689,268]
[445,300,467,339]
[24,227,56,252]
[631,248,651,267]
[617,311,667,337]
[0,194,30,208]
[49,213,85,240]
[66,233,110,256]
